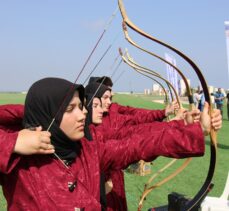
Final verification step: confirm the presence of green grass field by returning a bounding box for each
[0,93,228,210]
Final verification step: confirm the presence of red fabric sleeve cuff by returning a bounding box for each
[0,132,20,173]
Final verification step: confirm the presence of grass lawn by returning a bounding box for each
[0,93,228,211]
[0,93,26,105]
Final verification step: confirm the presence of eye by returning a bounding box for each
[65,105,74,113]
[79,103,83,110]
[92,103,98,108]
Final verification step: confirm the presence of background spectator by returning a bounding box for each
[226,91,229,120]
[214,88,225,117]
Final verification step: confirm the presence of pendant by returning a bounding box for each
[68,181,77,192]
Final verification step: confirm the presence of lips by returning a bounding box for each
[77,123,85,131]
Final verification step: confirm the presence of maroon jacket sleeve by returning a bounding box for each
[0,129,20,174]
[97,121,205,172]
[95,119,186,141]
[0,104,24,126]
[102,110,166,131]
[110,102,166,122]
[0,104,23,174]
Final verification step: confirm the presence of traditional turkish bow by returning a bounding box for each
[121,21,194,109]
[118,0,217,210]
[120,47,194,210]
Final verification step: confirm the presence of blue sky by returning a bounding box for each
[0,0,229,92]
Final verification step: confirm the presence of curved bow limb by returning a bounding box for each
[118,1,217,210]
[137,158,192,211]
[119,48,181,108]
[121,21,195,110]
[124,48,177,105]
[121,58,171,104]
[130,69,170,104]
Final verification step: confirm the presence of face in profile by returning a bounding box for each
[92,97,103,125]
[101,90,112,113]
[60,91,87,141]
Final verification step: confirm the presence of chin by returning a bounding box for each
[97,120,102,124]
[94,120,102,125]
[72,132,84,141]
[103,108,109,113]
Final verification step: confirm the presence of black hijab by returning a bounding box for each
[88,76,113,87]
[23,77,84,160]
[84,82,111,127]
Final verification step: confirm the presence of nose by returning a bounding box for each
[83,106,88,115]
[99,106,104,114]
[107,98,111,105]
[78,108,86,122]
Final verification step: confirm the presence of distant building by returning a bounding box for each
[144,89,150,95]
[151,84,164,95]
[152,84,160,92]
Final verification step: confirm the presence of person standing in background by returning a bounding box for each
[194,90,200,108]
[214,88,225,117]
[226,91,229,120]
[198,90,205,112]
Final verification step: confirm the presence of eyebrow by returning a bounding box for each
[69,100,81,106]
[103,94,110,97]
